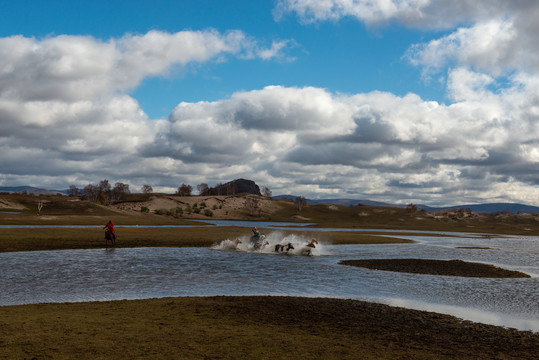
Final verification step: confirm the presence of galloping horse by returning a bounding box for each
[104,227,116,246]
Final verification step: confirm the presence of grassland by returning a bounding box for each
[1,296,538,360]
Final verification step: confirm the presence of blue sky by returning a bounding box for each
[1,0,539,206]
[0,0,442,117]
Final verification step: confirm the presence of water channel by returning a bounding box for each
[1,220,538,332]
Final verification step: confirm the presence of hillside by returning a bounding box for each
[2,186,538,214]
[1,193,539,235]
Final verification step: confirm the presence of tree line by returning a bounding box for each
[68,180,272,204]
[68,180,131,204]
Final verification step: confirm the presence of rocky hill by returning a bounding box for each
[206,179,261,196]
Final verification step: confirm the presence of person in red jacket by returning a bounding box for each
[104,220,116,241]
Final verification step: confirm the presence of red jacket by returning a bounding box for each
[104,221,115,234]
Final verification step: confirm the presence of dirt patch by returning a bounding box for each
[339,259,531,278]
[292,215,311,221]
[0,198,26,210]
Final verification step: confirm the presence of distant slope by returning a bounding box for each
[419,203,539,214]
[0,186,66,196]
[273,195,393,207]
[2,187,538,213]
[274,195,539,214]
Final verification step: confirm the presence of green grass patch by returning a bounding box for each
[0,227,413,253]
[0,226,249,252]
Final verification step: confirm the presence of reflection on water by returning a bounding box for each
[0,232,537,332]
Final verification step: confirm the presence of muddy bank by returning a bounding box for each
[339,258,531,278]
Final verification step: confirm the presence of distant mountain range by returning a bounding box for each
[273,195,539,214]
[1,186,538,214]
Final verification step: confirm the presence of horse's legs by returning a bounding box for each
[105,230,114,247]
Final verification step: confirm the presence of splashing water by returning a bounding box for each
[212,231,330,256]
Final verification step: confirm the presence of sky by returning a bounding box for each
[1,0,539,206]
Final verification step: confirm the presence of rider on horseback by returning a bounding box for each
[252,226,260,239]
[104,220,116,241]
[250,226,264,250]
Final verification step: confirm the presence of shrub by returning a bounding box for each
[175,206,183,215]
[141,206,150,213]
[200,202,207,208]
[204,209,213,217]
[155,208,168,215]
[213,205,218,210]
[193,207,201,214]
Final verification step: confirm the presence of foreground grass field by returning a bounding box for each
[1,296,537,360]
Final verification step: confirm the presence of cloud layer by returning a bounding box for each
[2,2,539,206]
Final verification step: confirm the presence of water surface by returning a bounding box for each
[1,232,537,331]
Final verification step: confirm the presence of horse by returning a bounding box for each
[250,234,266,250]
[274,242,295,253]
[306,238,318,248]
[104,227,115,246]
[303,238,318,256]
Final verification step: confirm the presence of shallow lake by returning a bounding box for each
[0,228,537,332]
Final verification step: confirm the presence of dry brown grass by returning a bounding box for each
[1,297,537,360]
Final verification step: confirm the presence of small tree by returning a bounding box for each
[37,201,44,215]
[83,184,99,202]
[98,192,108,204]
[111,182,130,202]
[197,183,209,195]
[406,203,418,213]
[67,185,79,196]
[295,196,306,212]
[177,184,193,196]
[98,179,111,196]
[262,186,272,198]
[141,184,153,194]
